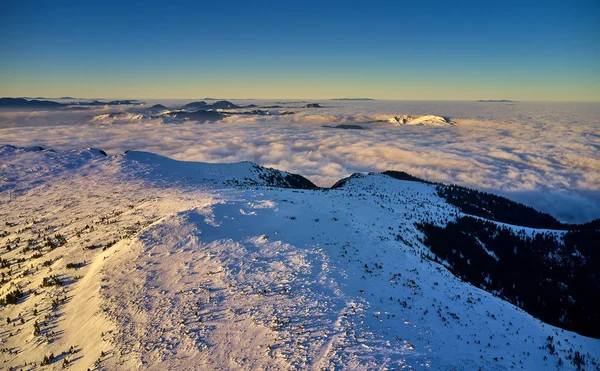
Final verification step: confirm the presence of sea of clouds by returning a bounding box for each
[1,100,598,223]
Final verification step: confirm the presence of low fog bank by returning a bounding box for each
[1,100,598,223]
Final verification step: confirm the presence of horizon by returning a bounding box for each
[5,96,600,103]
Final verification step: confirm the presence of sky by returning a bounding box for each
[0,0,599,101]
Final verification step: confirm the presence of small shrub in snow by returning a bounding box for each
[41,275,62,287]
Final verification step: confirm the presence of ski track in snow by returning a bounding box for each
[0,146,598,370]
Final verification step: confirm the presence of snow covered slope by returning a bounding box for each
[0,146,598,370]
[387,115,456,126]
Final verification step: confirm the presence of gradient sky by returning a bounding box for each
[0,0,599,100]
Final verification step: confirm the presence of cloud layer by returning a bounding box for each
[1,100,598,223]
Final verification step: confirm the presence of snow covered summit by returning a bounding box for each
[388,114,456,126]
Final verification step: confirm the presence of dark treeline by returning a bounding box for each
[417,216,600,338]
[381,170,599,230]
[436,185,563,229]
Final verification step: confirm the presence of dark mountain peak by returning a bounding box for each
[304,103,322,108]
[147,104,169,114]
[209,100,240,109]
[182,101,208,110]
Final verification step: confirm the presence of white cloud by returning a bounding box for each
[1,100,598,223]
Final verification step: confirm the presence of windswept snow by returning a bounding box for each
[0,146,598,370]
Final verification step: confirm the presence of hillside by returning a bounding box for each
[0,145,598,370]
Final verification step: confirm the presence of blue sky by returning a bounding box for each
[0,0,598,100]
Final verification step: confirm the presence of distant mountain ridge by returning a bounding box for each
[0,98,64,108]
[182,100,242,110]
[0,97,142,109]
[331,98,375,101]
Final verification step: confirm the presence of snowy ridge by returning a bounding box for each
[122,151,317,190]
[0,146,598,370]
